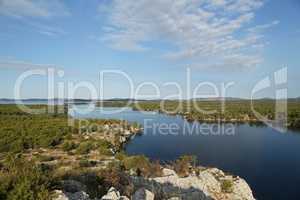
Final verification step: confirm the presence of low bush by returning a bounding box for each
[62,141,77,152]
[221,179,233,193]
[120,155,162,178]
[173,155,197,177]
[97,140,112,156]
[98,165,134,197]
[79,159,97,168]
[76,141,95,155]
[0,154,52,200]
[115,151,126,161]
[37,155,55,162]
[56,170,104,199]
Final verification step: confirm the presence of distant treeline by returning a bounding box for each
[96,100,133,107]
[97,100,300,128]
[0,104,125,153]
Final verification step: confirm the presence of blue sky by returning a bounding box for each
[0,0,299,99]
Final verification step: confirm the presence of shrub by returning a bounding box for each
[75,140,112,155]
[122,155,149,171]
[76,141,94,154]
[121,155,162,178]
[0,155,52,200]
[173,155,197,177]
[37,155,55,162]
[115,151,126,161]
[221,179,233,193]
[98,165,134,197]
[98,146,112,156]
[79,159,97,168]
[148,160,163,177]
[62,141,77,152]
[57,170,104,199]
[97,140,112,156]
[131,122,141,129]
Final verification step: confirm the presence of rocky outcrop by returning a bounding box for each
[53,190,91,200]
[131,168,255,200]
[53,187,130,200]
[97,168,255,200]
[53,167,255,200]
[53,180,91,200]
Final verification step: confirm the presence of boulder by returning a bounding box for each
[133,188,155,200]
[53,190,90,200]
[61,180,87,193]
[53,190,69,200]
[67,191,90,200]
[101,187,119,200]
[101,187,129,200]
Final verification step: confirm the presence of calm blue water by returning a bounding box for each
[71,106,300,200]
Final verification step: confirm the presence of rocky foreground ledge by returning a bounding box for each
[53,167,255,200]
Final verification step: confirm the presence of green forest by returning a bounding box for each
[0,105,163,199]
[129,100,300,128]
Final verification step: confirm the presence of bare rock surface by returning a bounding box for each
[131,168,255,200]
[132,188,155,200]
[101,187,129,200]
[53,167,255,200]
[53,190,91,200]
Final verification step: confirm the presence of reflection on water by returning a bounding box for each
[72,106,300,200]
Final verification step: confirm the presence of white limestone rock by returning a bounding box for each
[53,190,69,200]
[53,190,91,200]
[131,168,255,200]
[101,187,129,200]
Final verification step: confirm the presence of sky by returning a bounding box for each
[0,0,299,99]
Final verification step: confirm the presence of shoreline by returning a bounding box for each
[0,104,257,199]
[131,108,299,129]
[49,118,256,200]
